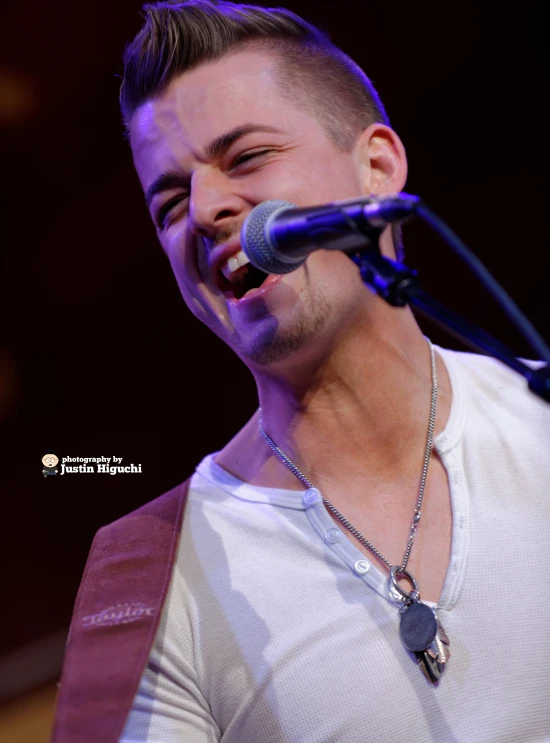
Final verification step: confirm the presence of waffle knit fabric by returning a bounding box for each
[121,347,550,743]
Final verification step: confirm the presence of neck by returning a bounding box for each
[218,305,452,492]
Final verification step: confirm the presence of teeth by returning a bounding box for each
[220,249,250,281]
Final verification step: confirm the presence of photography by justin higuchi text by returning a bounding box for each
[42,451,143,477]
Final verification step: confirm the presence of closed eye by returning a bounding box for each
[231,149,272,169]
[156,194,188,229]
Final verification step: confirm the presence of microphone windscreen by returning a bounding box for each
[241,200,297,274]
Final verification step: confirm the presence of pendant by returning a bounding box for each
[390,567,450,684]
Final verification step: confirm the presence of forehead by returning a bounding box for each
[130,51,281,151]
[130,50,288,175]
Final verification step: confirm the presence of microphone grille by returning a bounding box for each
[241,200,297,275]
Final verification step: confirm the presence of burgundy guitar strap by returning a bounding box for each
[51,479,190,742]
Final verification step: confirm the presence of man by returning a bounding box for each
[52,2,550,742]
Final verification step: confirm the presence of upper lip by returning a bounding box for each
[208,239,246,292]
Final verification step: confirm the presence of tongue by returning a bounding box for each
[242,272,275,298]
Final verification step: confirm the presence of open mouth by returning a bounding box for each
[216,253,271,300]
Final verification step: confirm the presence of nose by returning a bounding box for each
[188,169,244,242]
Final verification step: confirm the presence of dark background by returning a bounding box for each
[0,0,547,673]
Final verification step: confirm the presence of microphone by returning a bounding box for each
[241,193,419,275]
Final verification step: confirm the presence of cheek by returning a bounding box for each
[168,249,208,320]
[163,227,199,292]
[196,242,210,284]
[308,250,364,298]
[162,231,229,332]
[159,230,202,314]
[259,154,361,208]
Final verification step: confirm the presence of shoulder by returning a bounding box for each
[438,345,545,397]
[437,346,549,434]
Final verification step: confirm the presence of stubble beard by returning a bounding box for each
[231,288,332,366]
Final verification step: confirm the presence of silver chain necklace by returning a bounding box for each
[258,339,450,683]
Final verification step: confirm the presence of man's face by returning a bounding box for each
[130,49,373,368]
[42,454,58,467]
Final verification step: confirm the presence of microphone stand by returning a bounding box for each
[350,245,550,403]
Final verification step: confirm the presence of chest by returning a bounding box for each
[322,455,452,604]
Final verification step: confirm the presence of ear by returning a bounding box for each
[353,123,408,196]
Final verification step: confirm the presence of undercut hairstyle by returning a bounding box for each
[120,0,404,257]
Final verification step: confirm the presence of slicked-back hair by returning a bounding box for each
[121,0,403,257]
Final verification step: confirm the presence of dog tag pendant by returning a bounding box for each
[390,566,450,684]
[399,600,438,652]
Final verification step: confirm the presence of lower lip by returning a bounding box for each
[227,273,285,306]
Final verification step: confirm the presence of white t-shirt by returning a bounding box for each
[121,348,550,743]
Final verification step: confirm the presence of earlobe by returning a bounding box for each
[355,123,408,196]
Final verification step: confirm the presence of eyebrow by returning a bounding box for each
[145,123,283,209]
[204,123,282,160]
[145,171,187,210]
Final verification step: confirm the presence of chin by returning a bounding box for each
[231,291,332,368]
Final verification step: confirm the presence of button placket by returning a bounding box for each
[300,488,395,602]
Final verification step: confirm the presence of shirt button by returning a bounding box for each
[325,527,340,543]
[354,559,370,574]
[303,488,320,507]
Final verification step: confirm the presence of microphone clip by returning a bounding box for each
[351,248,419,307]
